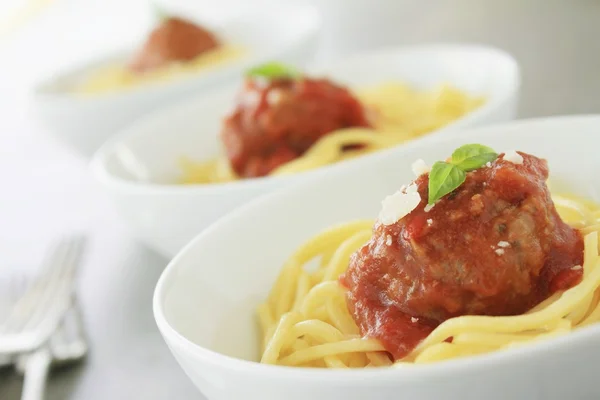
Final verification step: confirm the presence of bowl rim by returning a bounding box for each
[31,1,322,100]
[90,42,521,195]
[153,114,600,382]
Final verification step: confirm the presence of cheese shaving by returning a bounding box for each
[411,159,430,177]
[378,184,421,225]
[503,150,523,165]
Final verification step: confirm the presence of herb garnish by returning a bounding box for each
[246,62,300,80]
[427,144,498,204]
[152,2,169,21]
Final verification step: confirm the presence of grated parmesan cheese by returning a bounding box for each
[410,317,418,323]
[486,161,492,168]
[266,89,283,106]
[378,183,421,225]
[427,219,433,226]
[571,265,582,271]
[241,90,261,107]
[411,159,430,177]
[495,248,505,256]
[503,150,523,165]
[386,235,392,246]
[497,241,510,248]
[252,77,269,89]
[424,203,435,212]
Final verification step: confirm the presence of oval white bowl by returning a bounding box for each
[29,2,321,157]
[91,44,520,258]
[154,115,600,400]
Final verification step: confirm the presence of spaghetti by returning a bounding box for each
[180,83,484,184]
[75,45,244,95]
[258,191,600,367]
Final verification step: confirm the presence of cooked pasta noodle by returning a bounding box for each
[180,84,485,184]
[75,45,244,95]
[257,194,600,368]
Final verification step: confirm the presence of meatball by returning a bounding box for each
[220,77,371,178]
[341,152,583,359]
[129,17,219,73]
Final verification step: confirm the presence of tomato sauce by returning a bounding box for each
[220,77,371,178]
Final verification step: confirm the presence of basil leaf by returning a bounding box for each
[428,161,466,204]
[451,144,498,171]
[151,2,169,21]
[246,62,300,80]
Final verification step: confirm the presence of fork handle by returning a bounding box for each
[21,348,52,400]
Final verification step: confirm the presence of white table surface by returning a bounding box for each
[1,0,600,399]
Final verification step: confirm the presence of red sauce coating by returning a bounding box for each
[129,17,220,73]
[341,152,583,360]
[220,77,371,178]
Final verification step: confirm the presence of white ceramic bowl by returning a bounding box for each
[91,44,520,258]
[29,2,321,157]
[154,115,600,400]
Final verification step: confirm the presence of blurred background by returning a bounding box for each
[2,0,600,118]
[1,0,599,399]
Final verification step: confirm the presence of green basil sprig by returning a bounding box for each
[451,144,498,171]
[246,62,300,80]
[151,2,169,21]
[427,144,498,204]
[428,162,466,205]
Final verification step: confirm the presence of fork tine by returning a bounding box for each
[0,237,77,334]
[0,235,86,353]
[21,236,85,332]
[0,238,72,327]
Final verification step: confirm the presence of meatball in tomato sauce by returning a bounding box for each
[341,152,583,359]
[129,17,219,73]
[220,77,371,178]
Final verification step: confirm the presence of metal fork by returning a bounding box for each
[0,274,28,367]
[16,299,88,400]
[0,236,86,355]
